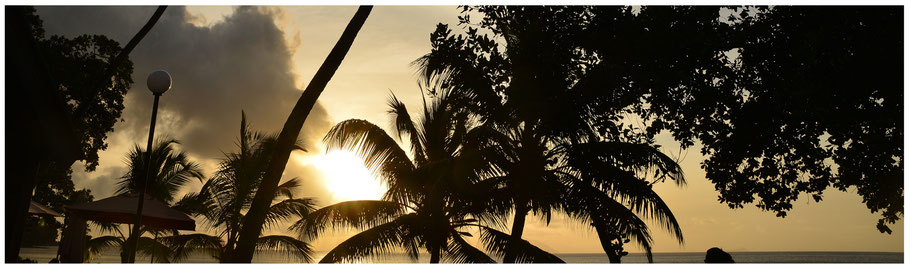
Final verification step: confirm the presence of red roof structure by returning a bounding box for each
[66,194,195,230]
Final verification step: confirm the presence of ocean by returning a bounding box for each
[18,246,904,263]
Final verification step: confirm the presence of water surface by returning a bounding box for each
[18,246,904,263]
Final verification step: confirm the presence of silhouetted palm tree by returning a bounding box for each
[84,139,205,262]
[420,59,686,264]
[168,113,317,262]
[293,89,561,263]
[231,7,373,262]
[414,7,686,263]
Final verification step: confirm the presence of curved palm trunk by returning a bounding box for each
[120,235,134,263]
[430,247,441,263]
[220,231,236,262]
[119,225,135,263]
[101,6,167,82]
[428,223,446,264]
[227,6,372,263]
[503,202,529,263]
[505,125,538,264]
[150,233,158,263]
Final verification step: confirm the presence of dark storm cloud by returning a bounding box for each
[39,6,332,158]
[36,6,334,199]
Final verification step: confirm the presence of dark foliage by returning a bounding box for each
[429,5,902,235]
[418,6,692,262]
[294,88,543,263]
[22,217,59,246]
[187,113,315,262]
[634,6,903,233]
[21,7,135,171]
[26,163,95,246]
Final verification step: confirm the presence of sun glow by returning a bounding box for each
[312,150,387,202]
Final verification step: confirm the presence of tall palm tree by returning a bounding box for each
[292,89,562,263]
[231,7,373,262]
[84,139,205,262]
[415,6,687,263]
[415,9,591,263]
[179,112,316,262]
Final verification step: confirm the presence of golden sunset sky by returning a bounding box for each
[33,5,903,255]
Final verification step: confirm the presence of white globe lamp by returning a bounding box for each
[147,70,172,95]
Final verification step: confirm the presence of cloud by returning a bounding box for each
[36,6,334,203]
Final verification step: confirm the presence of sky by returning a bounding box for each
[32,6,903,256]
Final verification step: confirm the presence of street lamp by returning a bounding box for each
[126,70,171,263]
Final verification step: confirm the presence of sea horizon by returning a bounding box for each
[19,246,904,264]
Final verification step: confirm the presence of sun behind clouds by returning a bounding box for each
[312,149,387,203]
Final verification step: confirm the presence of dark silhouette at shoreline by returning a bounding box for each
[705,247,735,263]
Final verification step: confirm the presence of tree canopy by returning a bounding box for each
[430,5,902,233]
[418,6,694,262]
[26,164,95,246]
[23,7,135,171]
[632,6,903,233]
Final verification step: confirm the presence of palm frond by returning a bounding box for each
[291,200,404,240]
[90,221,124,238]
[196,174,234,229]
[318,214,417,263]
[275,177,303,200]
[115,139,205,204]
[192,113,316,249]
[172,190,213,217]
[478,226,564,263]
[562,175,656,260]
[448,176,513,231]
[84,235,123,262]
[159,233,223,262]
[570,141,686,186]
[137,236,173,263]
[387,92,427,165]
[323,119,416,202]
[445,232,495,263]
[256,235,314,263]
[564,142,685,243]
[265,197,317,230]
[591,170,682,243]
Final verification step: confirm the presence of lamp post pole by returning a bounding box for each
[126,70,171,263]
